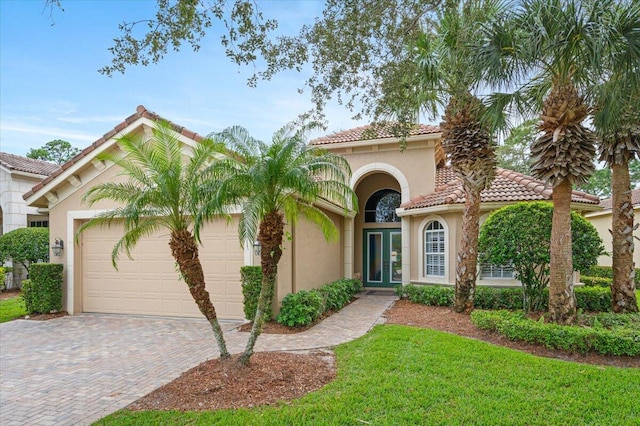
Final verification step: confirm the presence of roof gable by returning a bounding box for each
[23,105,205,207]
[23,105,204,203]
[0,152,60,176]
[401,167,600,211]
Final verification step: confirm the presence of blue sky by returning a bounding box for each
[0,0,367,157]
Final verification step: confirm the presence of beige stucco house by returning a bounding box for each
[23,106,601,320]
[585,188,640,268]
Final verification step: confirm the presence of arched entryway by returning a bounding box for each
[352,170,404,288]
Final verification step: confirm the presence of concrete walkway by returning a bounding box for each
[0,293,396,426]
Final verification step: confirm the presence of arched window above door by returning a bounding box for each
[365,189,401,223]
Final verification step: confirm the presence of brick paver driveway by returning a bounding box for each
[0,314,240,426]
[0,294,395,426]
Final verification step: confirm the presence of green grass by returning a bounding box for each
[0,294,26,323]
[98,325,640,426]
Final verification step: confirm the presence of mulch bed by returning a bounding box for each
[128,351,336,411]
[125,298,638,414]
[23,311,69,321]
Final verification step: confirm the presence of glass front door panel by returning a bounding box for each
[390,231,402,283]
[364,229,401,287]
[368,232,382,283]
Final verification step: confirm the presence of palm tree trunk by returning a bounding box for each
[240,211,284,365]
[169,229,230,358]
[548,179,577,324]
[610,162,638,313]
[454,184,481,313]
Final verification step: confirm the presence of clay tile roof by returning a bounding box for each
[0,152,60,176]
[401,167,601,210]
[599,188,640,210]
[22,105,204,201]
[310,123,441,145]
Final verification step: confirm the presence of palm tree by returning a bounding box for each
[414,0,502,313]
[78,121,230,358]
[592,0,640,313]
[204,125,357,365]
[474,0,633,324]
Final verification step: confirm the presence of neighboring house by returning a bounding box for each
[585,188,640,268]
[1,152,59,288]
[23,106,601,320]
[0,152,58,235]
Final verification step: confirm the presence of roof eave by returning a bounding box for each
[23,117,156,208]
[314,132,441,150]
[397,200,601,217]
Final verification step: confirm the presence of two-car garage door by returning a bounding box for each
[81,220,245,320]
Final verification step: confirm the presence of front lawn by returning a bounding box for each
[0,294,26,323]
[99,325,640,425]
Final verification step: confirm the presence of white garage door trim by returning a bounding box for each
[66,209,251,315]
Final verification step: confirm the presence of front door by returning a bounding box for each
[363,229,402,287]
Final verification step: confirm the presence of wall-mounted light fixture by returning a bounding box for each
[52,238,64,257]
[253,240,261,256]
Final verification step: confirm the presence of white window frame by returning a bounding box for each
[480,263,514,279]
[417,215,449,283]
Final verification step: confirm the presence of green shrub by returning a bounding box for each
[581,265,614,279]
[575,286,612,312]
[581,312,640,331]
[395,284,454,306]
[276,290,325,327]
[471,310,640,356]
[398,284,613,312]
[0,228,49,274]
[277,278,362,327]
[581,265,640,285]
[21,279,35,313]
[474,287,524,310]
[581,275,611,287]
[0,266,5,291]
[22,263,63,314]
[334,277,363,295]
[241,266,273,321]
[319,278,361,311]
[479,202,604,312]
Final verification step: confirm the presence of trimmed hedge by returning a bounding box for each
[581,265,640,285]
[471,310,640,356]
[396,284,613,312]
[241,266,273,321]
[581,275,611,287]
[277,278,362,327]
[394,284,453,306]
[21,263,63,314]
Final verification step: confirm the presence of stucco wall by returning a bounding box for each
[0,169,46,235]
[587,208,640,268]
[293,209,344,292]
[333,139,438,202]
